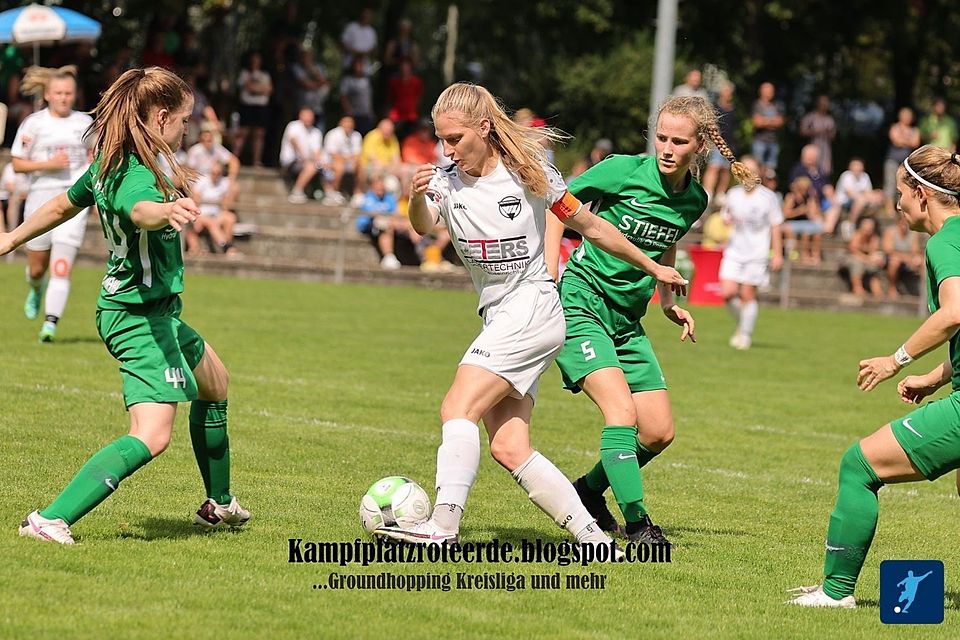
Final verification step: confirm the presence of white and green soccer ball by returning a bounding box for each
[359,476,431,534]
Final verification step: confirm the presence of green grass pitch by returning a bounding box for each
[1,262,957,639]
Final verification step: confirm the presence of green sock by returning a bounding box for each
[600,426,646,522]
[40,435,152,525]
[822,443,884,600]
[636,441,658,469]
[584,461,609,492]
[189,400,232,505]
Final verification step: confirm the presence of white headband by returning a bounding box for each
[903,158,960,196]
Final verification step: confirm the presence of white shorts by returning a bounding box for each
[24,187,89,251]
[719,255,769,287]
[459,281,566,401]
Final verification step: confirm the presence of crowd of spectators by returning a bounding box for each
[676,67,942,300]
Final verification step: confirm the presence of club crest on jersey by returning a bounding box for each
[498,195,522,220]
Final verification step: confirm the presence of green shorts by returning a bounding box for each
[96,295,206,408]
[556,279,665,393]
[890,392,960,481]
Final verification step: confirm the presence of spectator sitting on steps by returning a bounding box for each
[280,107,324,204]
[356,174,407,270]
[187,161,240,257]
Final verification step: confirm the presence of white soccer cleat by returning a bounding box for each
[729,333,751,350]
[194,497,251,530]
[374,519,459,545]
[19,510,75,545]
[787,584,856,609]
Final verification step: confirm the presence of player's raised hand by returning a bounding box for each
[857,355,898,391]
[166,197,200,231]
[411,164,436,195]
[653,265,688,297]
[664,304,696,343]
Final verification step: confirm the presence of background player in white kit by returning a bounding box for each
[374,82,688,548]
[11,66,93,342]
[719,156,784,350]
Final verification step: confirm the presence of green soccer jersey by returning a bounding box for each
[924,215,960,390]
[67,153,182,309]
[564,154,707,317]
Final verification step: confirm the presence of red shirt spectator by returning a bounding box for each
[401,120,437,165]
[388,60,424,140]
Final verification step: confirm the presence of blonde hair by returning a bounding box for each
[432,82,566,198]
[20,65,77,100]
[87,67,193,199]
[657,95,758,190]
[899,144,960,207]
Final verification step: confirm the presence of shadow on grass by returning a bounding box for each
[115,517,246,541]
[55,336,103,345]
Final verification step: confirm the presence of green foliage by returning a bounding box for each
[550,32,656,154]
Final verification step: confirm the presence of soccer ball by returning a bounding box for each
[359,476,431,534]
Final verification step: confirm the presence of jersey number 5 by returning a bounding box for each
[580,340,597,361]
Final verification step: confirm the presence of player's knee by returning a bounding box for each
[602,403,637,428]
[839,443,882,491]
[488,440,526,471]
[439,398,481,425]
[641,422,675,452]
[138,430,171,457]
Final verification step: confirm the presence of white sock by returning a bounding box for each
[725,297,742,322]
[44,244,77,320]
[512,451,609,544]
[738,299,759,338]
[433,419,480,529]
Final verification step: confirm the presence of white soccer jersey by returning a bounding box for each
[280,120,322,167]
[425,160,567,311]
[721,184,783,262]
[186,142,234,177]
[193,175,231,216]
[11,108,92,190]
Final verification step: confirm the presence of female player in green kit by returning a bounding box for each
[0,67,250,544]
[551,96,756,545]
[789,145,960,608]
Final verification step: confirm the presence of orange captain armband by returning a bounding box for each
[549,190,584,221]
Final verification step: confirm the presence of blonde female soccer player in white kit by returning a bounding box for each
[11,66,93,342]
[374,82,688,547]
[718,155,784,350]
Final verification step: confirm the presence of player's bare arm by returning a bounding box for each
[0,192,82,255]
[408,163,438,235]
[131,197,201,232]
[858,276,960,391]
[562,204,688,297]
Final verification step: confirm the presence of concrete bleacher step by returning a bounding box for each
[81,217,384,265]
[72,248,473,290]
[759,288,922,315]
[235,166,289,198]
[232,197,350,230]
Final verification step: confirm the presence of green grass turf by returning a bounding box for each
[1,261,957,639]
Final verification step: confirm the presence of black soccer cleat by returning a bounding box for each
[573,476,621,535]
[625,514,670,546]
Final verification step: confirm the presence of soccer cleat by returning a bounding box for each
[625,514,671,546]
[24,288,41,320]
[373,519,459,545]
[729,333,750,350]
[19,510,75,544]
[193,497,251,530]
[38,321,56,343]
[573,476,621,535]
[787,584,857,609]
